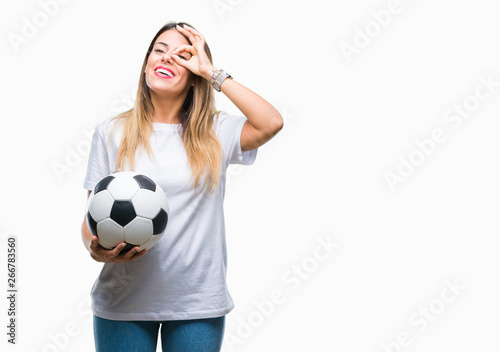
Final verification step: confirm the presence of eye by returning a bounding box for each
[154,49,164,54]
[178,55,187,60]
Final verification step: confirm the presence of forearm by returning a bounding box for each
[81,218,92,253]
[202,68,283,132]
[172,25,283,133]
[219,78,283,132]
[81,190,92,253]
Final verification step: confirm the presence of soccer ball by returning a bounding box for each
[86,171,169,253]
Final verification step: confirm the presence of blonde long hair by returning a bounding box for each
[112,22,222,194]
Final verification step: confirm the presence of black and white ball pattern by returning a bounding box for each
[86,172,169,253]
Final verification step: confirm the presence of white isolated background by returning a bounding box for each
[0,0,499,351]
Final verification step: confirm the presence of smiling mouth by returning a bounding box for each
[154,67,175,78]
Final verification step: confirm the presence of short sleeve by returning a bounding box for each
[83,127,111,191]
[215,112,258,167]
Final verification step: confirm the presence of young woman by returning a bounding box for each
[81,21,283,351]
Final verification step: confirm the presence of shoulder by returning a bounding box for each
[213,111,246,133]
[213,110,229,128]
[212,110,247,149]
[94,115,125,138]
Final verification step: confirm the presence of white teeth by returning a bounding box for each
[155,68,173,77]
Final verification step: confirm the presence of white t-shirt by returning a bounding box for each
[83,111,257,321]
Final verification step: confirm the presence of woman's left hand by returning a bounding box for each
[171,24,217,81]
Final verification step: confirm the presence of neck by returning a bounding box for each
[150,90,187,124]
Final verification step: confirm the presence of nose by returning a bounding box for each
[161,51,173,64]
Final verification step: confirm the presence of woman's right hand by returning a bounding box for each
[88,235,147,263]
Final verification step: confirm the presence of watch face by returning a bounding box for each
[212,71,231,92]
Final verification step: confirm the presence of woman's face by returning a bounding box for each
[145,29,193,98]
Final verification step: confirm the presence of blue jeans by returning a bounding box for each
[93,315,225,352]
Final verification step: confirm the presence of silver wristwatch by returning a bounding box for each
[212,70,232,92]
